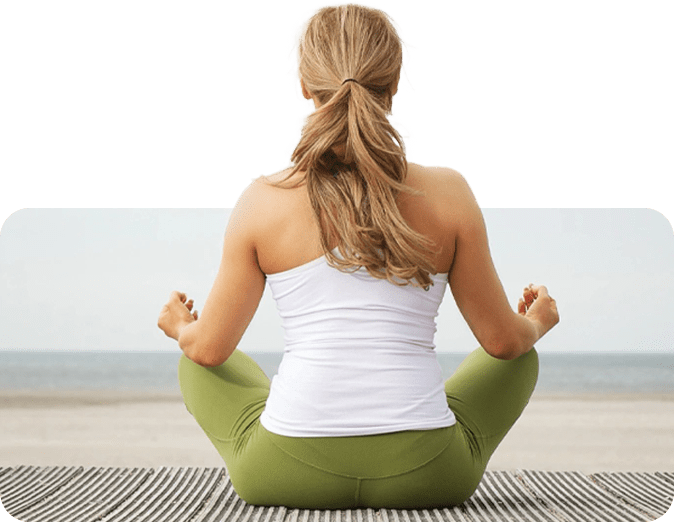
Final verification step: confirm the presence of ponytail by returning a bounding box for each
[268,5,438,288]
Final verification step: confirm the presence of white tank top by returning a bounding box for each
[259,247,456,437]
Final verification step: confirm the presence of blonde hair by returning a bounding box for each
[270,4,437,288]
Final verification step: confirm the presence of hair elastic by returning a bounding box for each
[342,78,359,85]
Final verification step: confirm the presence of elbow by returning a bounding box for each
[484,315,542,360]
[190,355,226,368]
[183,341,233,367]
[489,345,521,361]
[481,334,525,361]
[483,344,517,360]
[476,312,538,361]
[177,324,235,367]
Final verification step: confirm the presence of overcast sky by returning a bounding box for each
[1,208,672,354]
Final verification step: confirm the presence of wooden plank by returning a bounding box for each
[15,467,113,522]
[453,472,564,522]
[519,470,654,522]
[0,466,84,515]
[102,467,220,522]
[184,473,248,522]
[57,467,145,522]
[482,471,561,522]
[1,468,673,522]
[590,472,674,519]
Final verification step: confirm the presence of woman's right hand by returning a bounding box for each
[518,284,559,339]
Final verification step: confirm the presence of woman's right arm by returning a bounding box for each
[444,171,559,360]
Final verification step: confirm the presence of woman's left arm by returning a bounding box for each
[157,181,266,366]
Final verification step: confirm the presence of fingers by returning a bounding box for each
[526,284,557,312]
[523,284,535,308]
[524,284,552,302]
[521,284,556,308]
[170,290,187,303]
[518,298,526,315]
[186,299,198,319]
[169,292,196,311]
[166,291,199,321]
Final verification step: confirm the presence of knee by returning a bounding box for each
[513,347,540,404]
[178,354,194,388]
[527,345,539,364]
[178,353,208,413]
[523,346,540,383]
[178,352,193,375]
[178,352,210,382]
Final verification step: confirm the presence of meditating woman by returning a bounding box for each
[157,4,559,509]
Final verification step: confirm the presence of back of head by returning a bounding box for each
[277,4,437,288]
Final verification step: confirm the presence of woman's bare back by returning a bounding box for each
[254,162,463,276]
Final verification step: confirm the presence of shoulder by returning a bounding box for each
[256,167,303,189]
[405,162,477,214]
[221,173,273,235]
[226,167,306,243]
[232,167,298,216]
[237,167,306,209]
[407,162,468,187]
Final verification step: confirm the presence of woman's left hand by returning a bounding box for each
[158,291,199,341]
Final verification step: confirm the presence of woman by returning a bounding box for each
[157,4,559,509]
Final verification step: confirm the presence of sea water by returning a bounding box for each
[0,351,673,395]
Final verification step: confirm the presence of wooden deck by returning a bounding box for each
[1,467,672,522]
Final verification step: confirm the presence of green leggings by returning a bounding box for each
[178,346,539,509]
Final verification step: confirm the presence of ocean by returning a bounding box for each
[1,351,673,395]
